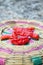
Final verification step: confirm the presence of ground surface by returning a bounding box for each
[0,0,43,22]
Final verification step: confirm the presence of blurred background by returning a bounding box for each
[0,0,43,22]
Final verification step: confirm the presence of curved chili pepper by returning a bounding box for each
[1,35,12,40]
[31,33,39,40]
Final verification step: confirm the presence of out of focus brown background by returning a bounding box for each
[0,0,43,22]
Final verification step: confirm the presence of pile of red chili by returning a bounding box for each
[1,27,39,45]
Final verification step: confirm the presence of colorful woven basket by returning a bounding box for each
[0,20,43,65]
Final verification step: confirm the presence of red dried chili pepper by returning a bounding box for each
[11,31,30,45]
[31,33,39,40]
[11,27,39,45]
[1,27,39,45]
[26,27,35,31]
[1,35,12,40]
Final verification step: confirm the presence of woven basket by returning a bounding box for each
[0,20,43,65]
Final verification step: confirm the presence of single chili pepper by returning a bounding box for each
[1,35,12,40]
[31,33,39,40]
[26,27,35,31]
